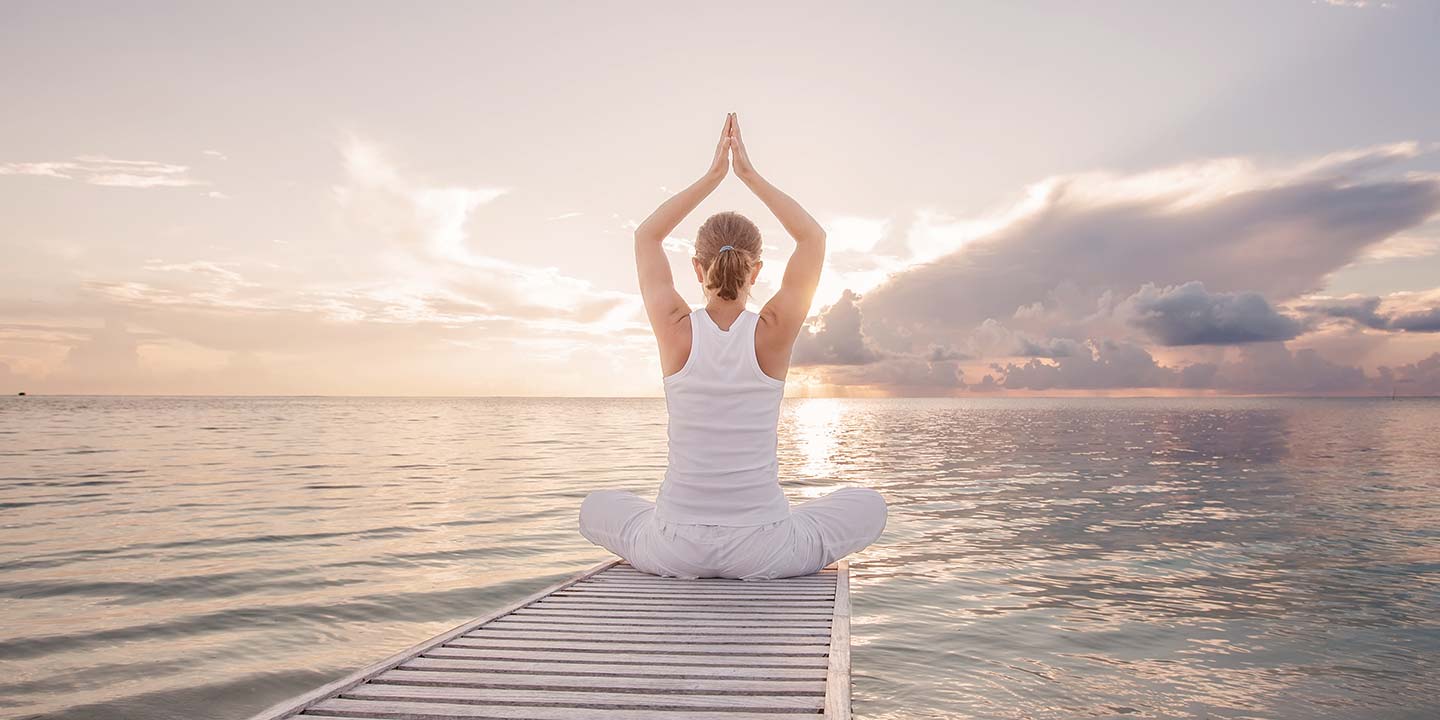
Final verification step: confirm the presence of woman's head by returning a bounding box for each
[692,211,763,302]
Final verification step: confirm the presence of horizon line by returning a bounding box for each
[4,393,1436,400]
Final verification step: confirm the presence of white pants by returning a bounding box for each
[578,487,887,580]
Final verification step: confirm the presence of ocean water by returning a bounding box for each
[0,396,1437,720]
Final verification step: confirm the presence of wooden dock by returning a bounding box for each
[246,559,852,719]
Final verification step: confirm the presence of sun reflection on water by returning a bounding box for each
[780,397,853,499]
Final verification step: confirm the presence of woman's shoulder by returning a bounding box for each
[658,307,696,378]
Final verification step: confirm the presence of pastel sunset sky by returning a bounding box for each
[3,1,1439,396]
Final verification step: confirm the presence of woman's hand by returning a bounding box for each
[706,113,735,179]
[729,113,758,181]
[635,113,735,245]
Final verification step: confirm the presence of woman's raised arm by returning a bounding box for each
[634,113,734,332]
[730,114,827,339]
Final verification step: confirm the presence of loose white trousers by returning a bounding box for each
[578,487,887,580]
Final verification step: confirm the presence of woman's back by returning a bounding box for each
[655,308,790,526]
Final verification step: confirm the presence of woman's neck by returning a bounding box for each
[704,296,748,330]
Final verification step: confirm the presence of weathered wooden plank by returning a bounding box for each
[399,656,823,679]
[532,597,837,610]
[592,573,836,585]
[547,588,837,600]
[599,571,836,584]
[824,559,852,720]
[578,576,840,587]
[338,683,826,711]
[485,614,831,629]
[557,588,836,600]
[533,602,836,613]
[584,571,836,582]
[421,646,830,668]
[372,668,826,694]
[509,607,835,622]
[302,698,817,719]
[569,589,835,600]
[483,620,832,636]
[608,564,837,575]
[574,586,834,597]
[465,629,831,645]
[244,559,621,720]
[445,637,830,656]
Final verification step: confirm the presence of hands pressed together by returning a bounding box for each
[634,110,824,340]
[634,110,818,253]
[707,112,758,182]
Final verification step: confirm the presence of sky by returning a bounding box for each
[2,0,1439,397]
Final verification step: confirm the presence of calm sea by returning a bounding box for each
[0,396,1437,719]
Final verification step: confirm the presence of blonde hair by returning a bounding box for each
[695,211,762,301]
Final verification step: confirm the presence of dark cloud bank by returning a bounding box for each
[795,148,1440,395]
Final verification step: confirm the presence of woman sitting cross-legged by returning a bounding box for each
[578,113,887,580]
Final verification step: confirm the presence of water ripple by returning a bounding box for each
[1,396,1437,719]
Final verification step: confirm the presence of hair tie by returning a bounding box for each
[718,245,735,253]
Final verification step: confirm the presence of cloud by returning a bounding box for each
[1015,336,1085,358]
[0,359,18,390]
[1377,352,1440,395]
[1119,281,1305,345]
[1376,289,1440,332]
[0,155,208,188]
[824,216,889,254]
[853,144,1440,358]
[1359,232,1440,261]
[790,290,971,390]
[318,135,644,331]
[1299,295,1388,328]
[997,340,1181,390]
[8,136,1439,396]
[38,319,157,394]
[661,236,694,254]
[993,340,1386,395]
[730,257,1440,395]
[824,353,964,390]
[1212,343,1369,394]
[335,136,509,264]
[1299,289,1440,332]
[1390,307,1440,332]
[969,318,1083,358]
[777,142,1440,394]
[0,134,661,394]
[792,290,880,366]
[1318,0,1393,8]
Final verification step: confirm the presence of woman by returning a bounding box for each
[578,113,887,580]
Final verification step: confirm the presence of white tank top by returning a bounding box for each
[654,308,791,526]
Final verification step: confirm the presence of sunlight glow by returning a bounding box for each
[790,398,848,481]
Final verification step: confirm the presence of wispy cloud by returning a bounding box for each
[92,137,640,343]
[0,134,662,395]
[334,135,509,265]
[1358,231,1440,261]
[1318,0,1394,8]
[0,155,208,188]
[1297,288,1440,333]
